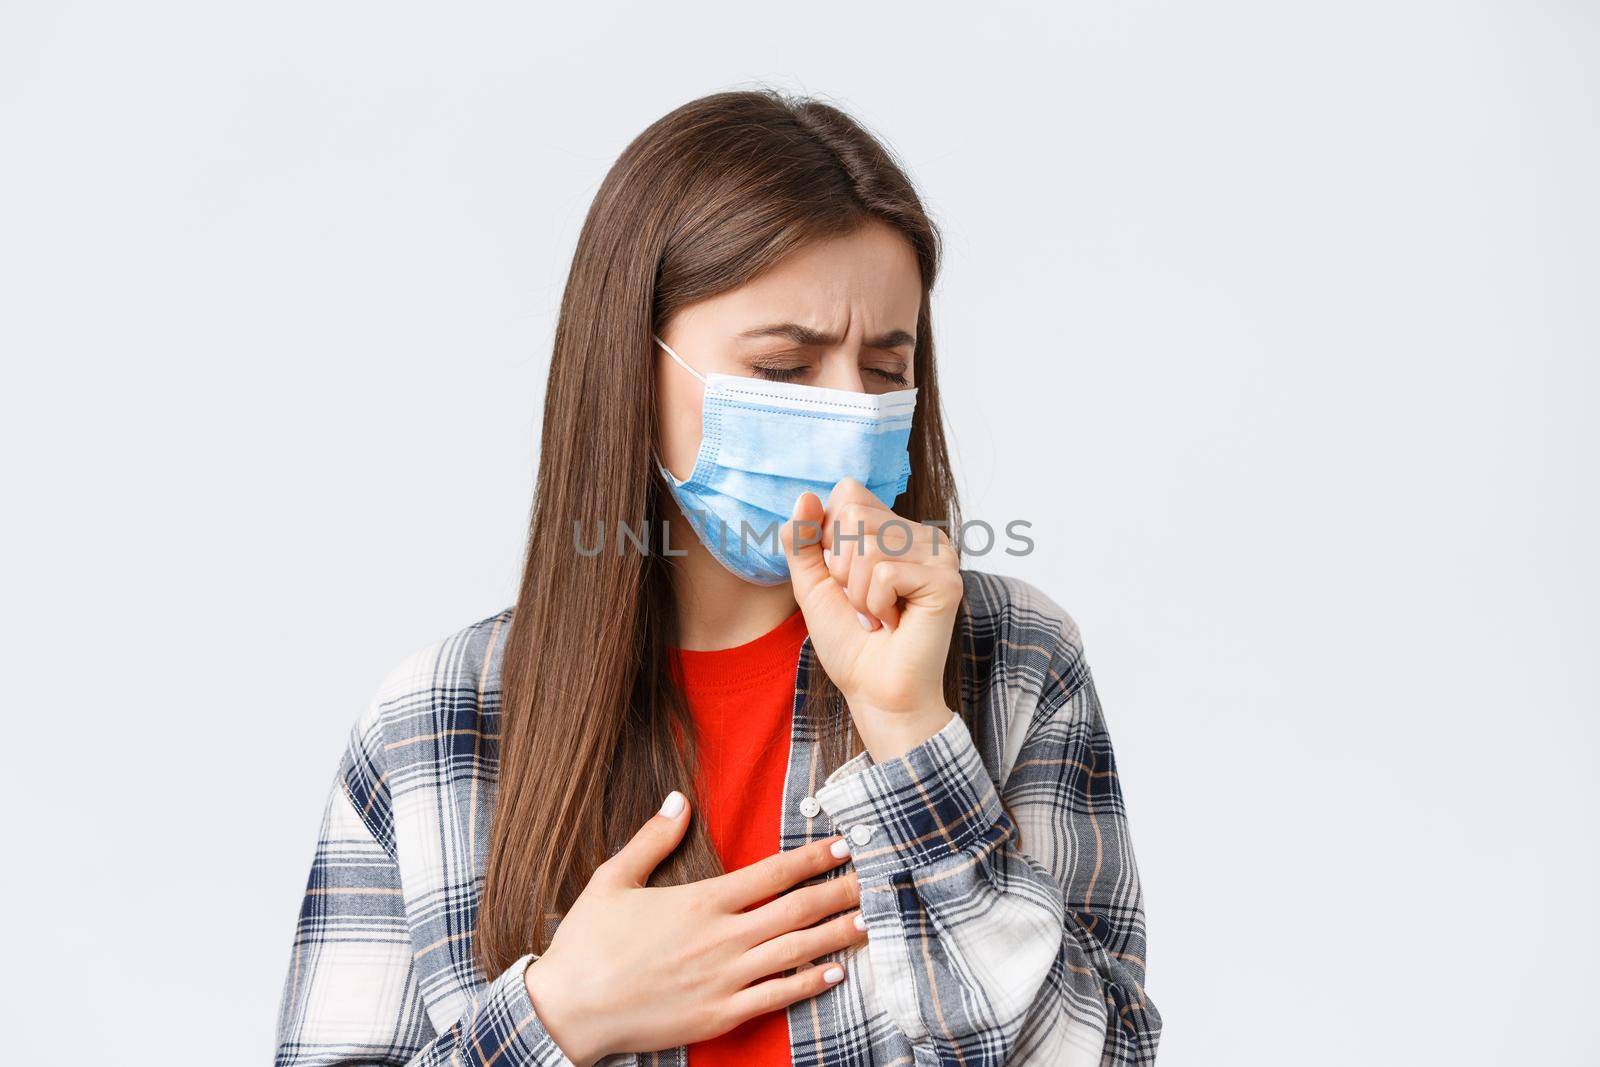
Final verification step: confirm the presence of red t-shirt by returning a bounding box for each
[670,608,808,1067]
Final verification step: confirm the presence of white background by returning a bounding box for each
[2,3,1595,1063]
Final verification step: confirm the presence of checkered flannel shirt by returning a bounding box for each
[273,569,1161,1065]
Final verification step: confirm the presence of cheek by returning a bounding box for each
[654,360,704,481]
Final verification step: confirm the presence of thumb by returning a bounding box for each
[781,492,833,602]
[781,492,859,635]
[604,790,691,888]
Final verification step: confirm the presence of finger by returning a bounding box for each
[864,560,962,632]
[826,504,944,631]
[782,492,831,600]
[781,495,859,635]
[735,909,868,986]
[826,504,945,583]
[830,502,884,627]
[822,476,887,516]
[845,546,877,624]
[823,500,887,588]
[925,521,957,566]
[598,789,692,888]
[837,518,944,580]
[873,516,926,562]
[823,481,898,589]
[724,960,848,1026]
[710,833,852,911]
[738,867,861,944]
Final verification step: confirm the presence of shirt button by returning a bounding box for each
[798,796,821,818]
[849,824,875,846]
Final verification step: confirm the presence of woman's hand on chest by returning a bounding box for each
[524,795,867,1065]
[782,479,961,761]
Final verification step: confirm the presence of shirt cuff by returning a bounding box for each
[471,952,578,1067]
[812,711,1005,883]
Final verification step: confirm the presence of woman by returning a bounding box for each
[274,89,1161,1067]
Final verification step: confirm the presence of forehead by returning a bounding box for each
[704,220,923,335]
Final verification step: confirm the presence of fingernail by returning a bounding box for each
[856,612,876,631]
[830,838,850,858]
[823,966,844,983]
[852,913,867,931]
[823,547,832,566]
[658,790,685,817]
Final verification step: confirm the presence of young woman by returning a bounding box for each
[274,89,1161,1067]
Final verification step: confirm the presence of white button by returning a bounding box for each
[849,824,875,845]
[798,796,821,818]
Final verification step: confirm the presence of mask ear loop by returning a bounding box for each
[652,333,706,488]
[654,333,707,384]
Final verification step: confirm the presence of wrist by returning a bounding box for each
[523,956,607,1067]
[849,703,955,761]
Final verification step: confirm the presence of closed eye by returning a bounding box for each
[867,367,910,386]
[751,365,809,383]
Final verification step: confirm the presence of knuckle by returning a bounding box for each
[850,554,877,583]
[694,1001,730,1036]
[777,894,809,929]
[782,977,808,1010]
[777,936,807,969]
[752,981,786,1015]
[836,504,865,535]
[880,521,913,555]
[683,885,716,920]
[761,859,792,897]
[678,951,715,989]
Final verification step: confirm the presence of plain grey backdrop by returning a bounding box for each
[2,2,1595,1063]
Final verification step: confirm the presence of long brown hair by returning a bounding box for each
[473,88,969,977]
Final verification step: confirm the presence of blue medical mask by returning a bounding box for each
[654,333,917,586]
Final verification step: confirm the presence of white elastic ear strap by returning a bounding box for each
[653,333,707,384]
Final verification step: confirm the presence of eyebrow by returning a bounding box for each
[738,322,917,350]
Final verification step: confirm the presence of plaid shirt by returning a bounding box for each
[273,569,1161,1066]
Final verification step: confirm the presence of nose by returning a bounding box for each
[816,345,868,393]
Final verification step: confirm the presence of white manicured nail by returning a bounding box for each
[857,612,876,631]
[831,839,850,858]
[823,966,844,983]
[658,790,685,817]
[852,913,867,931]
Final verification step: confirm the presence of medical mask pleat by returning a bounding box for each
[705,381,916,487]
[653,333,919,586]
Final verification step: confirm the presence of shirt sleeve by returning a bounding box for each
[813,668,1162,1066]
[273,716,579,1066]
